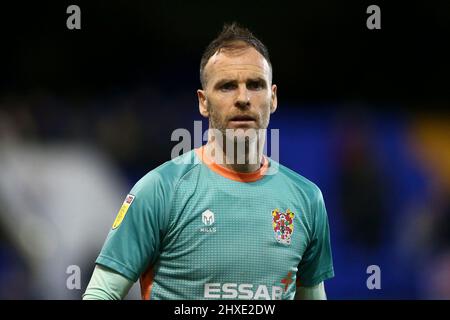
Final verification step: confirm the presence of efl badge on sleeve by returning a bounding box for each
[112,194,135,229]
[272,209,295,245]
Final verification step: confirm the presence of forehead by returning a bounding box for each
[204,46,271,84]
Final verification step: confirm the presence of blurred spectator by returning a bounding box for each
[0,104,141,299]
[334,111,388,251]
[404,114,450,299]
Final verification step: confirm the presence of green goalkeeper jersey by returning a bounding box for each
[96,146,334,300]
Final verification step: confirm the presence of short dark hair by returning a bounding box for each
[200,22,272,88]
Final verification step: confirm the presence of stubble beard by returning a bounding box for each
[206,101,271,166]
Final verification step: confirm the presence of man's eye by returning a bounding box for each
[220,83,236,91]
[247,81,265,90]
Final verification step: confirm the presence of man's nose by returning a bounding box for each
[235,86,250,109]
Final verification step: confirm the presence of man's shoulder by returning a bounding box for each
[131,150,200,195]
[272,160,323,199]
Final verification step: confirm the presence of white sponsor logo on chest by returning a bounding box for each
[200,209,217,233]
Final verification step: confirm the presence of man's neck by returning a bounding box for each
[204,138,264,173]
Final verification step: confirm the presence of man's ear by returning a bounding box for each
[270,84,278,113]
[197,89,209,118]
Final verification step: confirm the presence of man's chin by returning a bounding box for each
[223,127,262,142]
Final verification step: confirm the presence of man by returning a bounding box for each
[83,23,334,300]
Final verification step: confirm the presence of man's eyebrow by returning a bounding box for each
[246,77,267,84]
[213,78,238,88]
[213,77,267,87]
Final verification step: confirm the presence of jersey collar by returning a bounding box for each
[195,145,269,183]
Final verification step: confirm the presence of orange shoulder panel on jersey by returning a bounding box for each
[140,266,155,300]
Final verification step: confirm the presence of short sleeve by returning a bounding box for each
[297,189,334,287]
[96,172,168,282]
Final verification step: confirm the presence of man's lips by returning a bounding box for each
[228,115,256,122]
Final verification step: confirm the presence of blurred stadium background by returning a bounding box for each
[0,1,449,299]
